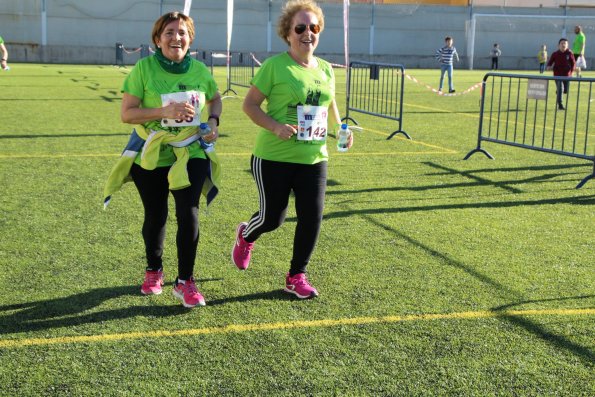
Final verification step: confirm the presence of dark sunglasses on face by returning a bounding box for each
[294,24,321,34]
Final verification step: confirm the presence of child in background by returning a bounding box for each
[538,44,548,74]
[435,36,459,93]
[490,43,501,70]
[547,38,575,110]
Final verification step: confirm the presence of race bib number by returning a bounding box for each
[296,105,328,142]
[161,91,202,127]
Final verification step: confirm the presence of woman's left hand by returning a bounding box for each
[202,119,219,143]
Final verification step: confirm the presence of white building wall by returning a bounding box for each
[0,0,593,69]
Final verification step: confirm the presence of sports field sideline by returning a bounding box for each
[0,64,593,396]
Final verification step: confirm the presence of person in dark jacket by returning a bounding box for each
[547,38,575,110]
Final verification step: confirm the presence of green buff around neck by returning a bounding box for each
[154,47,192,74]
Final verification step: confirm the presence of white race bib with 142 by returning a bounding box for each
[296,105,328,142]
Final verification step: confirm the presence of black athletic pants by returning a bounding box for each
[243,156,327,276]
[130,158,208,280]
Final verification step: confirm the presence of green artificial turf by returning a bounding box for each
[0,63,593,396]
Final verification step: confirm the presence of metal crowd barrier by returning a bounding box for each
[114,43,153,65]
[344,61,410,139]
[229,52,256,90]
[465,73,595,188]
[210,51,258,96]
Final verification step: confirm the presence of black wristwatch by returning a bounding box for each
[208,114,220,126]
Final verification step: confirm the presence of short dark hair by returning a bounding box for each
[559,38,568,44]
[151,12,195,47]
[445,36,452,41]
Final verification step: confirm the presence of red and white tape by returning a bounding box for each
[245,55,480,97]
[405,73,482,96]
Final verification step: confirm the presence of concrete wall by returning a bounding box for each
[1,0,594,69]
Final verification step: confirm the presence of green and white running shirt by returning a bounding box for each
[122,56,218,166]
[251,52,336,164]
[0,36,4,45]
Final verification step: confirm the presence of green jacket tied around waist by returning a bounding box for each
[103,125,221,209]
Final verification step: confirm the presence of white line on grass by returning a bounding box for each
[0,308,592,349]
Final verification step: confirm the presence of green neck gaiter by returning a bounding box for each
[154,48,191,74]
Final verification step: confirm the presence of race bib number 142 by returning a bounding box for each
[297,105,328,142]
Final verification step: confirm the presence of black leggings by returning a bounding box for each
[243,156,327,276]
[130,158,208,280]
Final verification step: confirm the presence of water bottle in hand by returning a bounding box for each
[199,122,211,137]
[336,123,351,152]
[199,122,214,153]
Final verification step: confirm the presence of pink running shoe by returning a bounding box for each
[232,222,254,270]
[172,278,206,308]
[141,269,164,295]
[284,273,319,299]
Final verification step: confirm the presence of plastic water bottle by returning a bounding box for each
[336,123,351,152]
[199,122,211,137]
[199,122,214,153]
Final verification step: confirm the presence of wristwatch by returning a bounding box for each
[208,114,220,126]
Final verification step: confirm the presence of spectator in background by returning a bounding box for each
[435,36,459,94]
[547,38,575,111]
[490,43,501,70]
[537,44,548,74]
[572,25,586,78]
[0,35,9,70]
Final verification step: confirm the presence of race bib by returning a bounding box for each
[161,91,202,127]
[296,105,328,142]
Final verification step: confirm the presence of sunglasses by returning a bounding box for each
[294,24,321,34]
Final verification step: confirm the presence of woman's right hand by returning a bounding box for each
[272,124,297,140]
[162,101,195,121]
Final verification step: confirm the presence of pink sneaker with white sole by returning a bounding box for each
[141,269,164,295]
[232,222,254,270]
[284,273,319,299]
[172,278,206,308]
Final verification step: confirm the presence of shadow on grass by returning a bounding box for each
[0,278,221,335]
[492,295,595,311]
[0,132,231,140]
[325,173,575,196]
[326,162,591,196]
[424,162,589,175]
[311,195,595,221]
[0,132,130,139]
[207,289,291,306]
[357,213,595,364]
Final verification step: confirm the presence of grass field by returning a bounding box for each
[0,63,593,396]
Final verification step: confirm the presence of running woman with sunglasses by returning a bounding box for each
[232,0,351,299]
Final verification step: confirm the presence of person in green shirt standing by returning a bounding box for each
[572,25,586,78]
[116,12,222,308]
[231,0,351,299]
[0,35,9,70]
